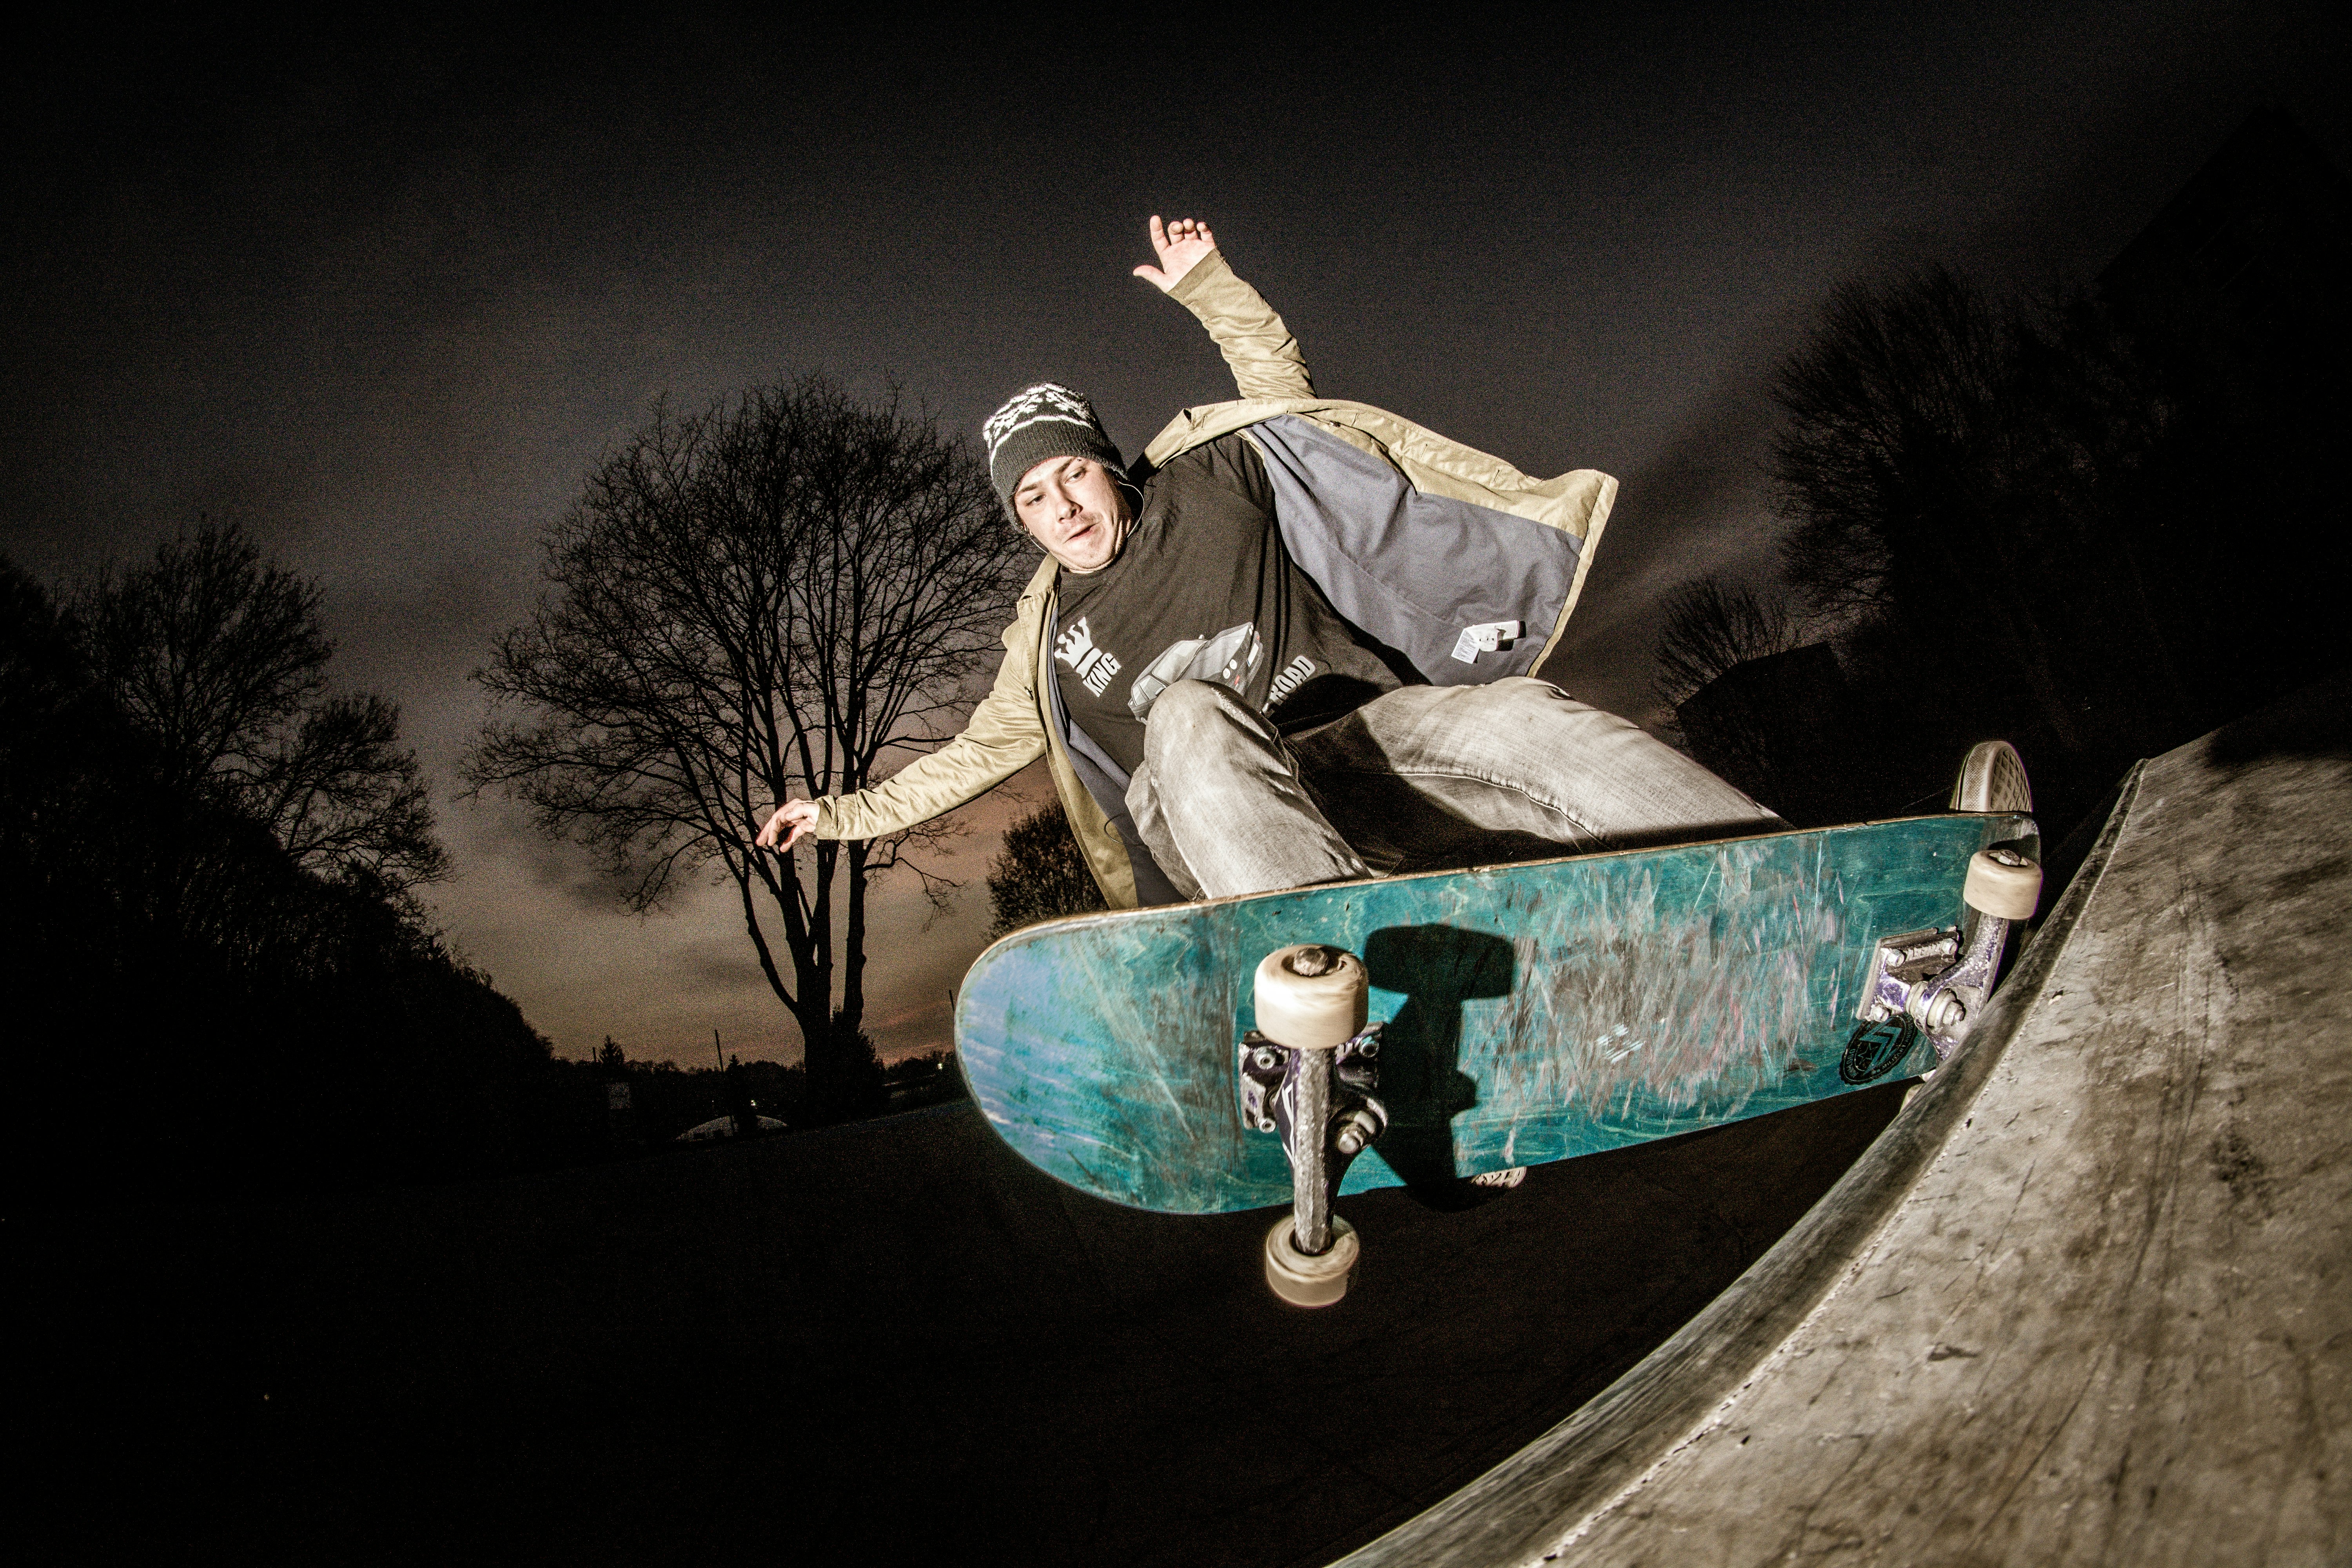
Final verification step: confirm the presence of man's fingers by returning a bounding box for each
[1139,215,1214,291]
[755,803,810,850]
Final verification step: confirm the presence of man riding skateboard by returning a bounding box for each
[756,217,1775,905]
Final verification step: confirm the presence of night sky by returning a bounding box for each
[6,3,2341,1066]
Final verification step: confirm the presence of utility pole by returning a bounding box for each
[711,1028,726,1073]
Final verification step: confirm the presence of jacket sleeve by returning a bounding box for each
[1166,249,1315,401]
[811,615,1048,840]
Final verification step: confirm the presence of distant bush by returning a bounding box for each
[985,801,1106,938]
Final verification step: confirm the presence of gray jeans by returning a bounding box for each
[1126,677,1783,901]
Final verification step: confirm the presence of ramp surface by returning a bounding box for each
[1340,677,2352,1565]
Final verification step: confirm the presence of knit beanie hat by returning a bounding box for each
[982,383,1127,517]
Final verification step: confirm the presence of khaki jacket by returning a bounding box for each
[811,250,1617,908]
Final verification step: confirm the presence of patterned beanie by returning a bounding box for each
[982,383,1127,518]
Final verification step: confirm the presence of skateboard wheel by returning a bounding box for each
[1264,1214,1359,1307]
[1964,846,2041,920]
[1949,740,2033,813]
[1254,945,1368,1052]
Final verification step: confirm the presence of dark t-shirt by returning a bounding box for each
[1052,433,1401,776]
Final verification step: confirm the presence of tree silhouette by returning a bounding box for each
[1,558,147,976]
[4,546,553,1207]
[80,519,448,893]
[1666,118,2349,835]
[1769,266,2112,756]
[825,1007,889,1120]
[469,379,1025,1123]
[985,800,1107,939]
[1717,250,2337,830]
[1651,573,1801,715]
[1650,572,1824,816]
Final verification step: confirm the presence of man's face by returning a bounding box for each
[1013,454,1131,574]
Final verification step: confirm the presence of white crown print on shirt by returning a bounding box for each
[1053,615,1123,697]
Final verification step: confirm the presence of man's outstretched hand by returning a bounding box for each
[1133,215,1216,293]
[755,799,818,852]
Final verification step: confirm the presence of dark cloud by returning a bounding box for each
[458,794,648,915]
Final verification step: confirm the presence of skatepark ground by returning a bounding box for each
[21,1047,1907,1564]
[20,677,2347,1565]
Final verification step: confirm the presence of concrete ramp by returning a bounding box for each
[1341,679,2352,1566]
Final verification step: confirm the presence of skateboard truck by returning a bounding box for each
[1239,944,1388,1307]
[1854,843,2043,1068]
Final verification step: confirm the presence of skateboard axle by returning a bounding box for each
[1859,844,2039,1062]
[1238,1027,1387,1254]
[1245,943,1387,1305]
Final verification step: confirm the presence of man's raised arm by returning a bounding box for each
[1135,216,1314,403]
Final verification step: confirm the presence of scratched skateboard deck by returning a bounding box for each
[955,813,2033,1214]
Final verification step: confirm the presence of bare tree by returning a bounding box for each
[79,519,449,894]
[1770,266,2109,753]
[1772,267,2011,626]
[984,800,1107,939]
[1651,573,1801,713]
[468,379,1025,1120]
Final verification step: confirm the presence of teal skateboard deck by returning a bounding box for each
[955,813,2034,1215]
